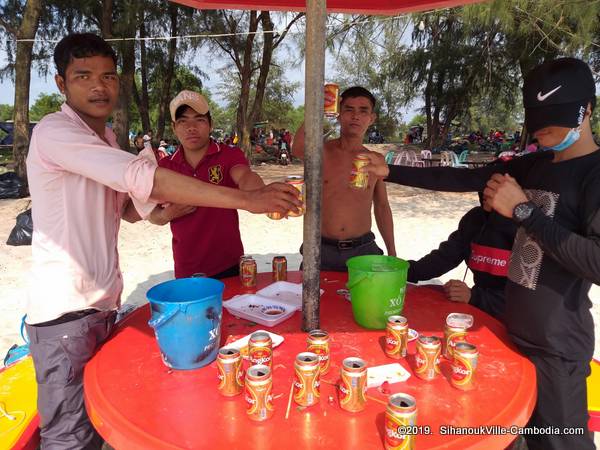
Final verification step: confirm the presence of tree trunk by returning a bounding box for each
[138,11,151,134]
[236,11,258,157]
[112,0,137,152]
[424,69,434,148]
[101,0,113,38]
[12,0,43,185]
[250,12,274,126]
[156,3,178,141]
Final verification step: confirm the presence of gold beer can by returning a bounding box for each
[385,315,408,359]
[239,255,252,283]
[451,342,478,391]
[217,347,244,397]
[293,352,320,407]
[240,257,257,288]
[414,336,441,381]
[248,331,272,368]
[267,211,285,220]
[324,83,340,117]
[306,329,330,375]
[272,256,287,281]
[349,154,370,190]
[384,393,417,450]
[339,357,367,413]
[245,364,274,421]
[444,323,468,360]
[285,176,305,217]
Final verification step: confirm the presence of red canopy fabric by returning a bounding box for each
[172,0,485,14]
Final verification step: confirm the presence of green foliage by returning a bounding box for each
[29,93,63,121]
[408,114,426,127]
[333,16,409,138]
[0,104,14,121]
[217,63,300,131]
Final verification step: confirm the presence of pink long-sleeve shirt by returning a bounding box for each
[26,103,157,324]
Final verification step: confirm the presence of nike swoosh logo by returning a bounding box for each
[537,85,562,101]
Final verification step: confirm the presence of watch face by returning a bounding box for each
[514,202,533,221]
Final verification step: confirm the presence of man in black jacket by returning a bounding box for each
[408,197,517,321]
[364,58,598,450]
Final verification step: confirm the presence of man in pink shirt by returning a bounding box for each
[151,90,264,279]
[25,33,299,449]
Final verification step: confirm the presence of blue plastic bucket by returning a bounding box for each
[147,277,225,370]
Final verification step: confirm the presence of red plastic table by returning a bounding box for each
[84,271,536,449]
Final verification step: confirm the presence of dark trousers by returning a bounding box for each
[523,353,595,450]
[301,232,384,272]
[26,310,117,450]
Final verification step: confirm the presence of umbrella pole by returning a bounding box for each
[302,0,326,331]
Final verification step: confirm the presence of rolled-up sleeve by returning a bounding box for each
[34,118,157,203]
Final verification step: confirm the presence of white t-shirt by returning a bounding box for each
[143,134,152,150]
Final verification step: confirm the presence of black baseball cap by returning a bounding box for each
[523,58,595,134]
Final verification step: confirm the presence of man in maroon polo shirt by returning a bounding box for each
[151,90,265,279]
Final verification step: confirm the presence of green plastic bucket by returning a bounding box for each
[346,255,410,329]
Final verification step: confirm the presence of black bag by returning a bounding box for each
[0,172,27,199]
[7,208,33,246]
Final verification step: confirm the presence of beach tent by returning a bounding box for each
[172,0,485,330]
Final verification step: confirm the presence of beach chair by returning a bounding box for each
[448,151,468,168]
[393,151,408,166]
[405,150,421,167]
[384,151,395,164]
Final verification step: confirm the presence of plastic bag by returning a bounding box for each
[6,208,33,246]
[0,172,27,199]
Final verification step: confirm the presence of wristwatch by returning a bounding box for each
[512,201,536,223]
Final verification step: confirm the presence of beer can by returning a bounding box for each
[349,154,370,190]
[285,176,305,217]
[293,352,320,407]
[306,329,330,375]
[249,331,272,368]
[239,255,251,275]
[385,315,408,359]
[444,323,468,360]
[451,342,478,391]
[267,211,285,220]
[414,336,441,381]
[272,256,287,282]
[384,393,417,450]
[324,83,340,117]
[245,364,274,421]
[339,357,367,413]
[240,257,257,288]
[217,347,244,397]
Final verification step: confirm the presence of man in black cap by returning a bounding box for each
[362,57,599,450]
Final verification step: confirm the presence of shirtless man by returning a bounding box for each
[293,86,395,271]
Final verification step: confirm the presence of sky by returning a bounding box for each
[0,22,421,122]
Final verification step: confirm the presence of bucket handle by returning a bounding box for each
[21,315,29,344]
[345,272,373,290]
[148,307,179,330]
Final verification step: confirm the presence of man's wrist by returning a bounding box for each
[240,190,252,211]
[512,201,536,224]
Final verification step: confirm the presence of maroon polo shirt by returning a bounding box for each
[158,140,249,278]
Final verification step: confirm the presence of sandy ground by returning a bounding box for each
[1,163,599,360]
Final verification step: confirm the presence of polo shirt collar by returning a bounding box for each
[170,139,221,165]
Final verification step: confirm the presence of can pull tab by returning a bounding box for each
[446,313,474,329]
